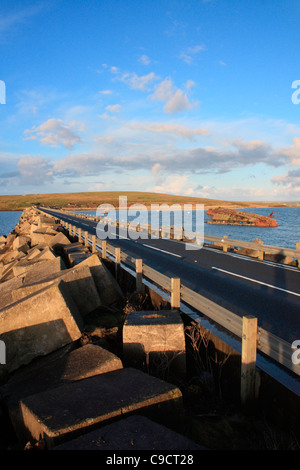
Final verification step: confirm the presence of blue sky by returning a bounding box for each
[1,0,300,201]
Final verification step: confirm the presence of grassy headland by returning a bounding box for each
[0,191,298,211]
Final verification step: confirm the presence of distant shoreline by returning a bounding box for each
[0,191,299,212]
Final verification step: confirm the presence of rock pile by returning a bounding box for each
[0,208,202,451]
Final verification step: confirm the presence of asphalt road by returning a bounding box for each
[41,208,300,346]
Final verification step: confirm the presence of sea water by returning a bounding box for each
[1,207,299,250]
[78,206,300,250]
[0,211,23,237]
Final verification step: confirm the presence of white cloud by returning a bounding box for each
[179,44,206,64]
[17,156,53,185]
[24,118,83,149]
[109,65,159,91]
[99,89,112,95]
[120,71,158,91]
[164,89,193,114]
[127,122,208,139]
[0,4,46,41]
[139,54,151,65]
[105,104,121,113]
[149,174,192,195]
[151,78,197,114]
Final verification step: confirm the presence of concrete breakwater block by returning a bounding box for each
[48,232,71,251]
[122,310,186,381]
[19,367,182,448]
[0,344,123,445]
[21,257,66,285]
[60,243,91,266]
[12,257,59,277]
[30,230,59,247]
[0,281,83,375]
[53,415,203,450]
[12,264,102,316]
[80,254,124,307]
[0,277,24,309]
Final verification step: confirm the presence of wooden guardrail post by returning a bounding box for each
[135,259,143,293]
[101,240,107,260]
[171,278,180,309]
[296,242,300,269]
[222,235,228,253]
[92,235,96,253]
[78,227,82,243]
[84,231,88,247]
[241,315,258,407]
[115,247,121,279]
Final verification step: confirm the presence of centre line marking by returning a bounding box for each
[143,244,182,258]
[212,267,300,297]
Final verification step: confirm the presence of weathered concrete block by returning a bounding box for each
[30,230,58,247]
[21,257,66,285]
[0,280,83,375]
[38,216,58,228]
[17,221,31,235]
[12,264,102,316]
[0,257,26,282]
[68,252,90,266]
[0,344,123,445]
[80,254,124,306]
[53,415,203,450]
[12,258,57,277]
[48,232,71,251]
[12,236,31,250]
[1,249,25,265]
[19,367,182,448]
[0,277,24,309]
[123,310,186,381]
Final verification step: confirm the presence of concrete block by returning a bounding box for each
[0,257,25,282]
[12,236,31,250]
[123,310,186,382]
[1,344,123,444]
[80,254,124,306]
[62,242,83,252]
[19,367,182,448]
[30,231,59,247]
[48,232,71,251]
[12,264,102,316]
[1,249,25,265]
[12,258,57,277]
[17,221,31,235]
[53,415,203,450]
[0,280,83,375]
[68,252,90,266]
[0,277,24,309]
[22,257,66,285]
[26,247,46,260]
[38,216,58,228]
[31,247,57,261]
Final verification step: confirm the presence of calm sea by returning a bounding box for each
[0,211,23,238]
[79,206,300,250]
[1,207,299,250]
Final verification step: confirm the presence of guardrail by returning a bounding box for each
[61,209,300,266]
[48,212,300,407]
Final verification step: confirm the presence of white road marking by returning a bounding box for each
[212,266,300,297]
[143,244,182,258]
